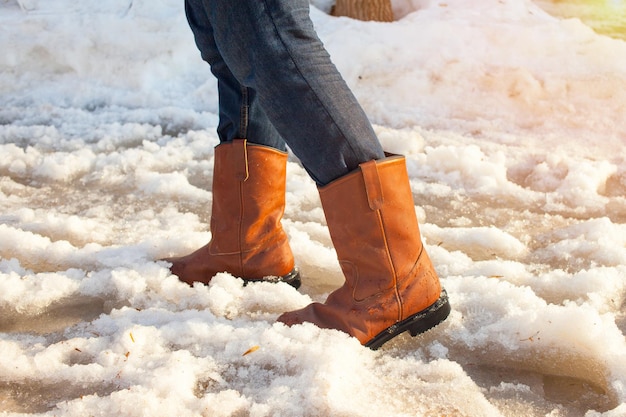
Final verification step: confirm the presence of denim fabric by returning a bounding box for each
[185,0,385,185]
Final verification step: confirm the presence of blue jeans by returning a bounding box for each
[185,0,385,185]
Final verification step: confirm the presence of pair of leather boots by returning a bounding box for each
[166,140,450,349]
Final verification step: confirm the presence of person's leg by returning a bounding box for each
[200,0,385,185]
[185,0,286,150]
[189,0,449,349]
[165,0,299,288]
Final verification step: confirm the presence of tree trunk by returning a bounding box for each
[332,0,393,22]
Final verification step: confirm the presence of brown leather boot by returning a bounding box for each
[165,139,300,288]
[278,154,449,349]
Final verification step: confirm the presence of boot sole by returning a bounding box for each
[279,267,302,289]
[244,267,302,289]
[365,289,451,350]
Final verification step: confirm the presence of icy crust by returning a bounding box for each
[1,0,626,415]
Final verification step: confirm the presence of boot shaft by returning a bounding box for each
[208,139,295,280]
[210,140,289,255]
[319,155,430,301]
